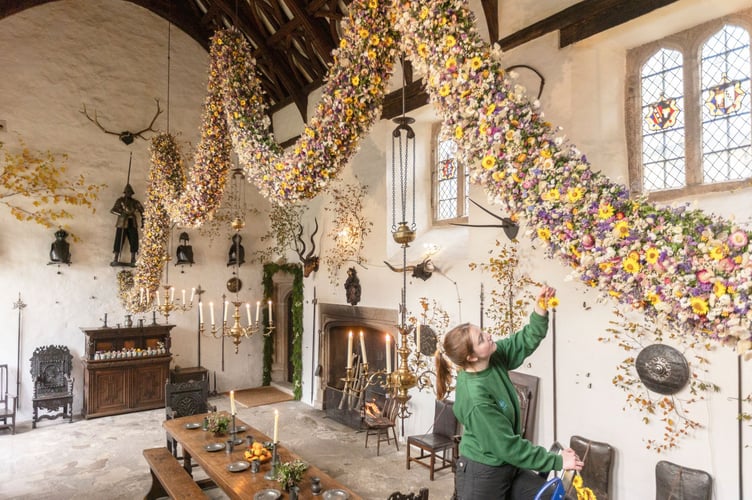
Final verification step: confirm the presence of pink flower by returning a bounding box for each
[728,230,748,248]
[696,269,714,283]
[718,258,736,273]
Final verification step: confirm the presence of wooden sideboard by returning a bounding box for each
[81,324,174,419]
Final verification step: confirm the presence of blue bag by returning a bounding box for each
[533,477,566,500]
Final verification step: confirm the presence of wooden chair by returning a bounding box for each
[364,395,400,456]
[387,488,429,500]
[509,371,539,441]
[406,399,460,480]
[30,345,74,428]
[165,379,216,458]
[655,460,712,500]
[0,364,17,434]
[568,435,614,500]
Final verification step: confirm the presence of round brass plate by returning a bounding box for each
[226,277,242,293]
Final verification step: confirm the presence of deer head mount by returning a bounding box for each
[81,98,163,145]
[296,218,320,277]
[384,257,437,281]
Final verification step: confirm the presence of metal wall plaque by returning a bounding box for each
[635,344,690,395]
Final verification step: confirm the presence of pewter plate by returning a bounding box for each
[184,422,201,429]
[323,489,350,500]
[227,460,250,472]
[254,489,281,500]
[236,425,247,433]
[204,442,225,452]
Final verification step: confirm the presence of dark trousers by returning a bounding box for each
[454,456,550,500]
[113,220,139,255]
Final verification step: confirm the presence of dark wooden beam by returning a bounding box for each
[480,0,499,43]
[381,80,430,121]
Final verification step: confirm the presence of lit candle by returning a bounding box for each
[139,288,145,304]
[182,289,186,305]
[385,334,392,372]
[223,301,229,323]
[273,409,279,443]
[210,302,215,325]
[190,287,195,303]
[359,330,368,364]
[417,323,421,352]
[230,390,236,415]
[156,291,161,306]
[170,287,175,304]
[347,331,353,369]
[246,303,252,324]
[146,290,150,305]
[255,301,260,323]
[199,301,204,323]
[268,300,273,324]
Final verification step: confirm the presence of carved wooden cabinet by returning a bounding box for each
[81,324,174,419]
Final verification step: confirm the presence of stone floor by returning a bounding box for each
[0,394,454,500]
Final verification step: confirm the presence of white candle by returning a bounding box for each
[246,303,252,324]
[224,301,229,323]
[210,302,215,325]
[268,300,273,324]
[199,301,204,323]
[347,331,353,369]
[190,287,195,303]
[170,287,175,304]
[146,290,150,305]
[273,409,279,443]
[230,390,236,415]
[359,330,368,364]
[140,288,145,304]
[385,334,392,372]
[417,323,421,352]
[182,289,186,305]
[255,301,261,323]
[156,291,161,306]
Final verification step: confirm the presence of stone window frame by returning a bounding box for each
[625,8,752,202]
[431,122,469,226]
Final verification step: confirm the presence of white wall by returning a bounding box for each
[1,1,751,499]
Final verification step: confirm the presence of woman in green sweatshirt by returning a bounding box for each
[436,285,583,499]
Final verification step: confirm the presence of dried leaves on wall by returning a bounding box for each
[253,203,308,264]
[323,180,372,286]
[0,140,104,241]
[599,306,719,452]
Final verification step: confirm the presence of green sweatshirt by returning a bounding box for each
[453,312,563,472]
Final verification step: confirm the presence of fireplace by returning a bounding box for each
[317,303,397,429]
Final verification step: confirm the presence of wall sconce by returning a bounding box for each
[48,228,71,268]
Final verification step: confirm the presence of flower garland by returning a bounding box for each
[392,0,752,352]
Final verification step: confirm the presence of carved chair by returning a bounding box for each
[406,399,460,481]
[0,364,17,434]
[165,379,216,458]
[509,370,539,442]
[655,460,712,500]
[364,395,400,456]
[568,435,614,500]
[387,488,429,500]
[30,345,74,428]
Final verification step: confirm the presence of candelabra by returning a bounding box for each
[200,295,274,354]
[152,284,194,324]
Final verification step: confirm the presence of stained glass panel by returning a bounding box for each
[641,48,686,190]
[701,25,751,183]
[435,137,467,221]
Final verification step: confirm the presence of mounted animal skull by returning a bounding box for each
[296,218,320,277]
[384,257,437,281]
[80,98,163,145]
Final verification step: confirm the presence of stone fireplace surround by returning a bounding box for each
[316,303,398,428]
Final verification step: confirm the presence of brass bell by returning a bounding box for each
[392,222,416,246]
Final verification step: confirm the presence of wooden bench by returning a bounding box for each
[143,447,207,500]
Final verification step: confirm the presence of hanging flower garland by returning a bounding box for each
[392,0,752,353]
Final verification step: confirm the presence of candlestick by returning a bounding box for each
[230,390,236,415]
[210,302,215,325]
[255,301,260,322]
[386,334,392,372]
[246,303,252,324]
[359,330,368,364]
[273,409,279,443]
[347,331,353,369]
[268,300,273,324]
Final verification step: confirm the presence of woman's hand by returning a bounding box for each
[534,285,557,316]
[561,447,584,471]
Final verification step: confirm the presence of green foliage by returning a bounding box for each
[273,459,308,489]
[254,204,307,263]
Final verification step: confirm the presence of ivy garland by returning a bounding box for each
[262,263,304,400]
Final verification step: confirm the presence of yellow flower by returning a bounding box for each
[439,84,451,96]
[546,188,560,201]
[351,75,360,86]
[623,257,641,274]
[645,247,660,264]
[614,220,629,238]
[445,34,457,47]
[709,244,726,261]
[492,171,504,182]
[713,281,726,297]
[454,127,464,139]
[537,227,551,240]
[690,296,709,315]
[370,35,380,46]
[598,204,614,219]
[417,44,428,58]
[540,149,552,158]
[470,56,482,70]
[419,7,429,19]
[481,155,496,170]
[567,187,584,203]
[368,0,377,8]
[647,292,661,305]
[487,103,496,115]
[445,56,457,69]
[358,28,369,39]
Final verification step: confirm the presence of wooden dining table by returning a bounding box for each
[163,413,361,500]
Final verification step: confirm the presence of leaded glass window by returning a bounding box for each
[433,130,468,223]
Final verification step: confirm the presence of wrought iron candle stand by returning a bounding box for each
[229,414,244,446]
[339,362,370,410]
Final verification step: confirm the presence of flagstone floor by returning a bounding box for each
[0,394,454,499]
